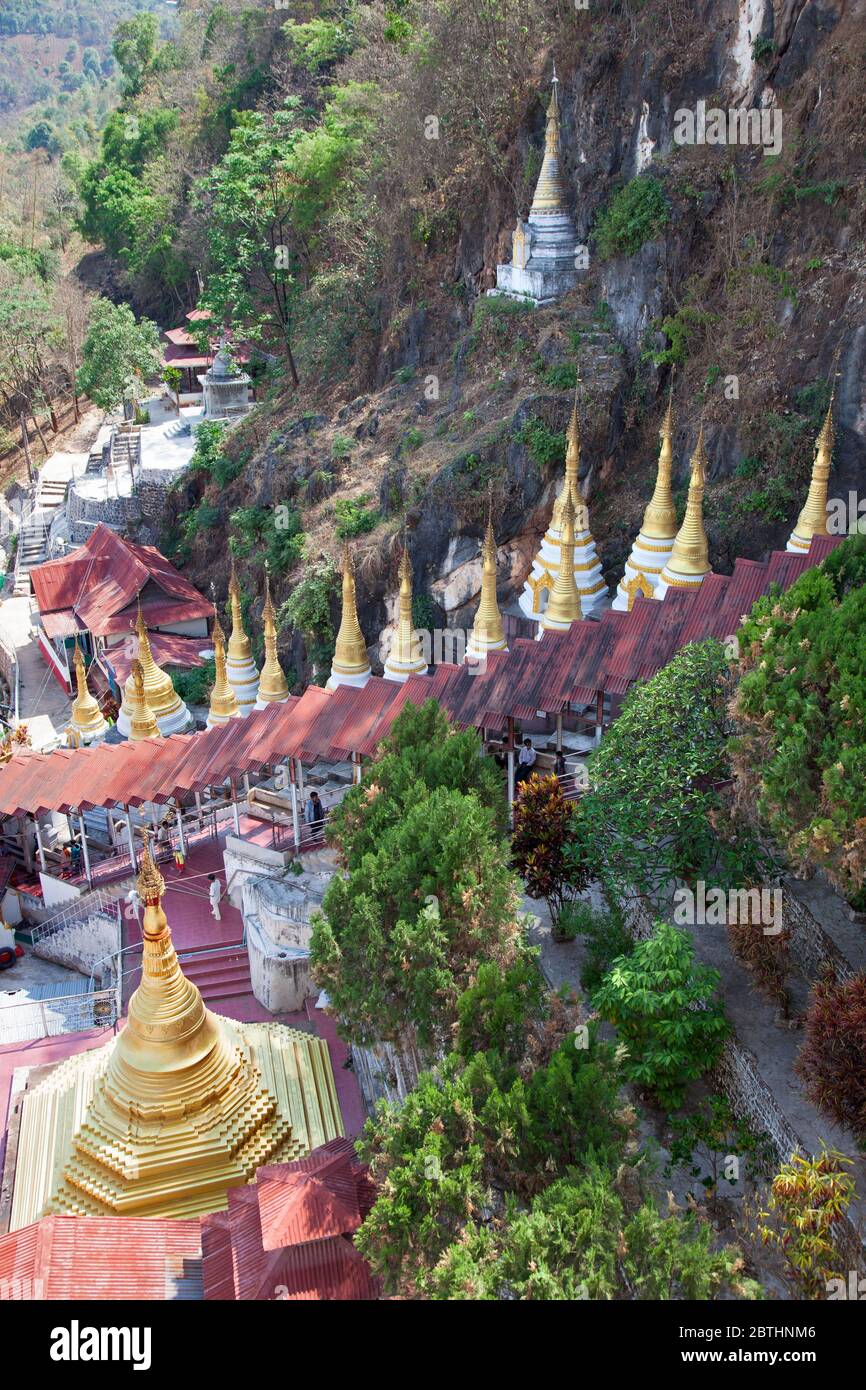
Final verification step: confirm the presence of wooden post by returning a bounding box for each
[33,816,47,873]
[175,805,185,858]
[78,812,93,888]
[125,808,136,865]
[555,712,563,753]
[595,689,604,746]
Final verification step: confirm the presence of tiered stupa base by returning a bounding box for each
[519,527,608,625]
[226,657,260,716]
[491,212,579,306]
[612,531,675,611]
[654,567,710,601]
[116,700,193,739]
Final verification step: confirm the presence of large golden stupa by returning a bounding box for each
[8,840,343,1230]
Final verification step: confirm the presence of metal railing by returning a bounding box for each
[0,984,120,1044]
[28,886,122,944]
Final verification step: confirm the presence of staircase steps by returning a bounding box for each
[180,946,252,1003]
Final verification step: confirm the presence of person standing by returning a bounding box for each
[125,884,143,924]
[208,874,222,921]
[305,791,326,838]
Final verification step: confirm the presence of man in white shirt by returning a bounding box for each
[516,738,537,785]
[208,874,222,921]
[125,885,142,923]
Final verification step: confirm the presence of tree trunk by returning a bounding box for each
[286,339,300,388]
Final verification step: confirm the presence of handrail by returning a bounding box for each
[29,885,122,943]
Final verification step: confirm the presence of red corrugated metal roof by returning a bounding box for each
[0,1215,202,1300]
[200,1140,378,1301]
[0,537,841,818]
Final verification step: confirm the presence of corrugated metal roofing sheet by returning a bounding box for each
[0,537,841,817]
[0,1215,203,1300]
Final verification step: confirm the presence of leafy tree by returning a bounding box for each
[578,639,771,900]
[112,13,159,98]
[731,536,866,905]
[592,921,729,1109]
[194,86,376,385]
[76,297,161,412]
[311,702,516,1052]
[279,561,336,684]
[511,772,589,931]
[796,973,866,1139]
[424,1170,759,1301]
[665,1093,774,1210]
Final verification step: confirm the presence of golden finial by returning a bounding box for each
[663,420,711,579]
[642,374,679,541]
[127,658,161,740]
[330,540,371,680]
[257,561,290,703]
[542,490,582,631]
[384,532,428,680]
[788,354,840,552]
[553,377,586,530]
[207,587,239,724]
[136,828,166,907]
[469,484,507,657]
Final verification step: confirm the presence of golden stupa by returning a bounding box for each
[383,541,428,682]
[787,391,835,553]
[327,542,371,689]
[127,658,161,741]
[118,602,191,736]
[541,490,583,633]
[206,603,240,728]
[255,564,290,705]
[520,382,607,623]
[656,424,712,596]
[68,641,107,744]
[613,386,679,610]
[8,837,343,1229]
[467,488,507,660]
[225,558,260,713]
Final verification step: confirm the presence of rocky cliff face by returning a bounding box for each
[166,0,865,685]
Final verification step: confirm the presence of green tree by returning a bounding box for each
[578,639,771,899]
[511,772,589,931]
[592,921,729,1109]
[76,297,161,412]
[112,12,158,98]
[424,1170,759,1301]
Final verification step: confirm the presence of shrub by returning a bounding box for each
[568,901,635,993]
[331,432,354,459]
[511,774,589,930]
[796,974,866,1139]
[758,1147,855,1297]
[334,494,379,538]
[594,176,669,260]
[168,659,215,705]
[516,417,566,470]
[592,921,729,1109]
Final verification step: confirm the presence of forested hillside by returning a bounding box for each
[3,0,866,684]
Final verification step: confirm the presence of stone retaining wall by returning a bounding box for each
[781,887,856,984]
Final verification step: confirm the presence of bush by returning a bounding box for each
[334,494,379,538]
[592,921,729,1110]
[566,901,635,993]
[594,176,669,261]
[168,660,215,705]
[758,1147,855,1297]
[796,974,866,1139]
[511,774,588,930]
[516,417,566,470]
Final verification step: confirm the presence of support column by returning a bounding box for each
[507,750,515,810]
[352,751,362,785]
[78,813,93,888]
[33,816,47,873]
[125,807,136,864]
[175,805,185,858]
[555,712,563,754]
[230,779,241,836]
[297,759,305,801]
[194,791,203,831]
[289,771,301,852]
[595,689,604,746]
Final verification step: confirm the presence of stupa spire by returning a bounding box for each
[117,600,191,738]
[224,558,260,715]
[206,588,240,727]
[255,563,290,705]
[542,490,582,633]
[530,65,567,217]
[383,536,428,682]
[467,486,507,661]
[68,640,107,744]
[613,379,680,611]
[127,658,161,741]
[655,422,712,597]
[328,542,372,689]
[787,368,838,554]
